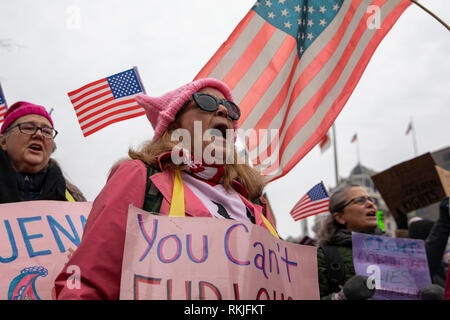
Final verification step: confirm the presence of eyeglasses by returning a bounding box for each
[339,196,376,211]
[7,122,58,139]
[188,93,241,121]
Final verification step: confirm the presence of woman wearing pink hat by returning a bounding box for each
[0,101,85,202]
[55,78,277,299]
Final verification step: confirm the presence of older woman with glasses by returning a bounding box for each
[0,101,85,202]
[315,183,382,300]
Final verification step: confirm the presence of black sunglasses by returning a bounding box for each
[186,93,241,121]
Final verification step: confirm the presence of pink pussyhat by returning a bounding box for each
[135,78,238,140]
[1,101,54,134]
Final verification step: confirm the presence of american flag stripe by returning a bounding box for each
[292,205,330,220]
[0,106,6,124]
[292,207,330,221]
[68,67,145,137]
[70,82,110,104]
[291,195,328,211]
[0,82,7,123]
[289,181,330,221]
[81,108,145,137]
[79,99,142,128]
[77,95,134,123]
[277,0,410,176]
[204,10,259,81]
[196,0,410,180]
[253,0,378,160]
[254,0,409,177]
[291,199,330,217]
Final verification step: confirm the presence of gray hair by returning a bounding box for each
[316,183,360,246]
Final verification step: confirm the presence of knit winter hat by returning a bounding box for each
[1,101,54,134]
[135,78,238,140]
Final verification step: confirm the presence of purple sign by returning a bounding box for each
[352,232,432,300]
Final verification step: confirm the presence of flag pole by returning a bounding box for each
[356,136,361,164]
[332,124,339,186]
[410,0,450,32]
[302,217,309,237]
[411,119,418,156]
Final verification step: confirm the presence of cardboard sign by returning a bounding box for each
[371,153,450,217]
[352,232,432,300]
[0,201,92,300]
[120,205,319,300]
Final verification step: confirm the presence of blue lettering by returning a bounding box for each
[186,234,208,263]
[280,247,298,283]
[253,242,268,279]
[47,215,81,253]
[224,223,250,266]
[0,220,18,263]
[17,216,51,258]
[80,215,87,231]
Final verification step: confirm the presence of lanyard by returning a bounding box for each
[168,169,279,238]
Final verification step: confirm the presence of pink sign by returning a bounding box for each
[120,205,320,300]
[0,201,92,300]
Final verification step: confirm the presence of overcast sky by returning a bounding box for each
[1,0,449,240]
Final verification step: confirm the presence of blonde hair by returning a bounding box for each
[128,124,267,201]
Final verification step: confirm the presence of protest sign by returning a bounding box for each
[352,232,432,300]
[371,153,450,218]
[120,205,319,300]
[0,201,92,300]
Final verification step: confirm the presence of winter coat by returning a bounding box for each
[54,159,276,300]
[0,148,83,202]
[317,229,355,300]
[317,227,384,300]
[425,197,450,287]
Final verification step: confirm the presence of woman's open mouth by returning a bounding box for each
[28,143,43,153]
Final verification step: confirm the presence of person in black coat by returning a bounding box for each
[0,101,85,203]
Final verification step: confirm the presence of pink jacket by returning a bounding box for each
[54,159,275,299]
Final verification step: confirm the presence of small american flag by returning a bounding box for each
[68,67,146,137]
[351,133,357,143]
[290,181,330,221]
[195,0,411,181]
[0,83,7,124]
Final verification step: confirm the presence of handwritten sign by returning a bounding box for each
[372,153,450,218]
[352,232,432,300]
[0,201,92,300]
[120,205,319,300]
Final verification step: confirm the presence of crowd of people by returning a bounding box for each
[0,78,448,300]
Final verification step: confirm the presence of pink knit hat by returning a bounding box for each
[1,101,54,134]
[135,78,238,140]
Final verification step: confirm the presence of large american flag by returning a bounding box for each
[0,83,7,124]
[195,0,411,181]
[68,67,146,137]
[290,181,330,221]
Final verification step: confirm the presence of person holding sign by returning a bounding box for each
[54,78,277,299]
[0,101,85,203]
[316,184,383,300]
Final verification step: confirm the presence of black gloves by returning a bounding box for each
[331,275,376,300]
[420,284,444,300]
[343,275,376,300]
